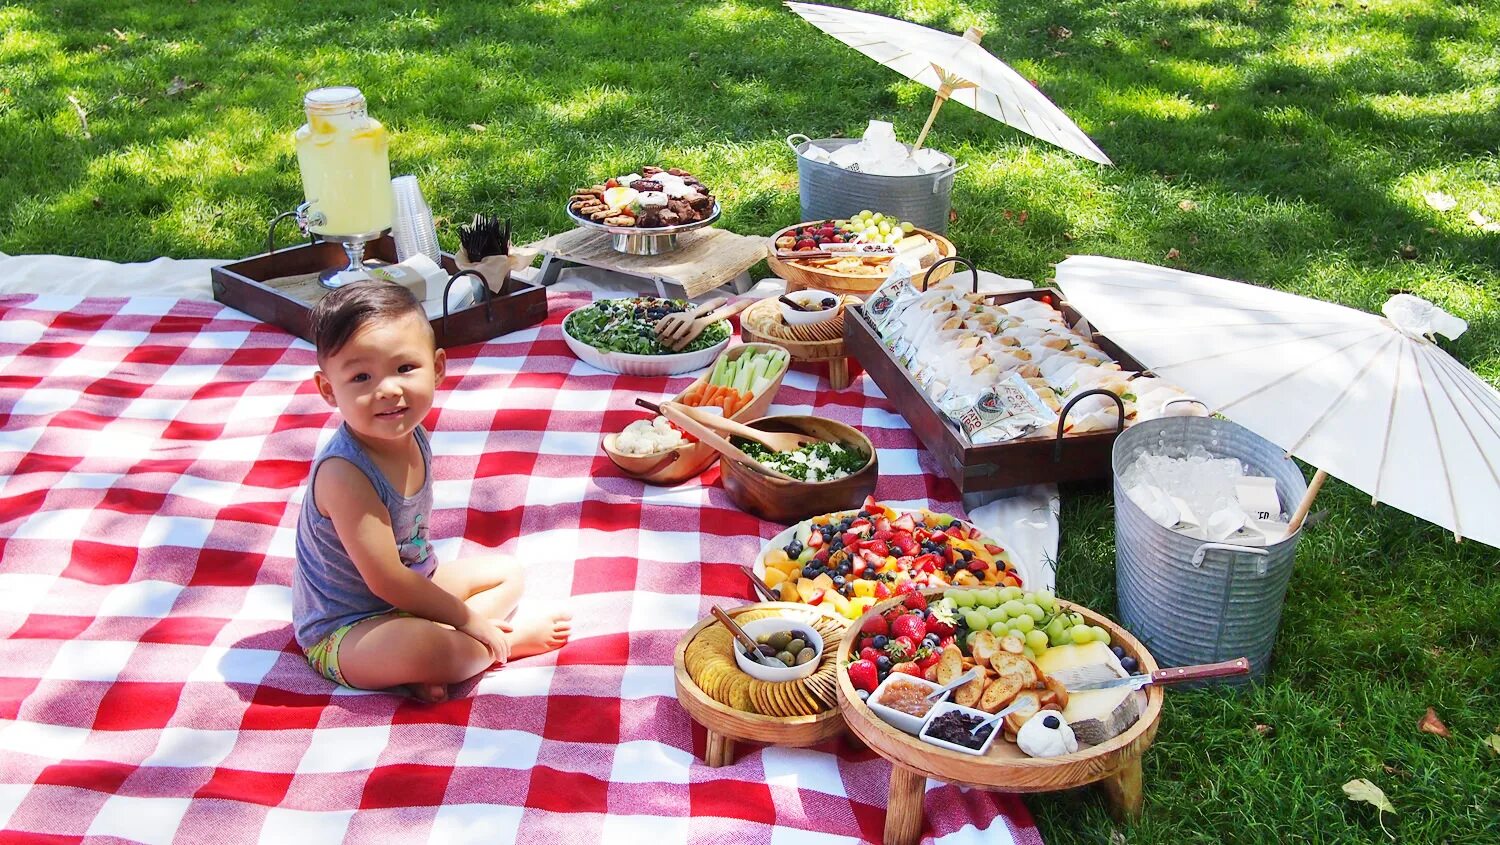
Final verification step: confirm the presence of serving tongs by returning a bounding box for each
[636,398,818,453]
[653,297,725,344]
[655,299,751,351]
[641,399,796,481]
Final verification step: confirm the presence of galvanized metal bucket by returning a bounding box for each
[787,135,967,234]
[1112,416,1308,684]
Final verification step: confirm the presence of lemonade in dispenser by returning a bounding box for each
[294,87,393,286]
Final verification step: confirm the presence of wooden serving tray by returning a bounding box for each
[601,343,787,485]
[837,590,1162,843]
[765,219,956,295]
[673,602,849,767]
[844,288,1145,493]
[211,235,548,348]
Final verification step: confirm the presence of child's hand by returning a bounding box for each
[460,617,512,666]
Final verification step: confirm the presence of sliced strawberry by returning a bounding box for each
[863,540,890,558]
[890,535,918,557]
[875,516,892,534]
[813,548,831,563]
[892,513,915,533]
[861,495,881,513]
[967,526,982,539]
[891,660,922,677]
[851,557,867,578]
[945,546,963,564]
[872,528,894,542]
[967,560,990,573]
[916,553,941,574]
[807,590,825,606]
[807,531,823,549]
[850,517,871,530]
[984,543,1005,556]
[929,531,949,545]
[874,581,893,600]
[945,525,966,539]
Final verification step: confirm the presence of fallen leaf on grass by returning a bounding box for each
[468,123,487,132]
[1165,247,1181,261]
[949,208,959,224]
[1048,24,1072,40]
[1418,707,1450,737]
[1398,243,1419,259]
[1178,200,1197,211]
[1343,778,1395,814]
[1484,734,1500,755]
[1253,723,1273,737]
[1423,191,1457,212]
[1468,210,1500,233]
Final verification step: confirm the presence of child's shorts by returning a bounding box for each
[303,611,413,688]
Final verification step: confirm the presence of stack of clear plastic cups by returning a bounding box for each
[390,175,442,264]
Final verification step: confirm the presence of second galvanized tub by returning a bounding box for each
[1112,417,1307,683]
[787,135,964,234]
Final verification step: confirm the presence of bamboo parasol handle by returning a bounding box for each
[913,27,984,151]
[1286,468,1328,534]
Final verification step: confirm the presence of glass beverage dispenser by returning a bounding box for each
[293,87,393,287]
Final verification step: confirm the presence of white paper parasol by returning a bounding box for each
[1056,255,1500,549]
[785,2,1111,164]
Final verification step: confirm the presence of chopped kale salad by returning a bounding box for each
[564,297,730,356]
[736,440,869,482]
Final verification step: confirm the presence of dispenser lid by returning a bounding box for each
[303,86,365,113]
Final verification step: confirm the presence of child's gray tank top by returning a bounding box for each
[292,423,437,648]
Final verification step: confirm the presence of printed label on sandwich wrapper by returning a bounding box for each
[957,374,1058,444]
[865,270,918,337]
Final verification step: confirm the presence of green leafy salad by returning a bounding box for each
[565,297,730,355]
[735,440,870,483]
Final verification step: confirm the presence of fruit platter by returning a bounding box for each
[754,496,1026,621]
[602,343,789,484]
[836,587,1163,843]
[567,166,721,255]
[766,211,957,295]
[563,296,733,376]
[672,602,849,767]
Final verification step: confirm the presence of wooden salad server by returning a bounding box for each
[635,398,818,453]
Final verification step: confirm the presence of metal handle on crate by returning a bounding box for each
[786,134,811,152]
[440,269,493,339]
[1052,388,1126,463]
[922,255,978,293]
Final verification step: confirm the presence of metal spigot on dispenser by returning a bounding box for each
[289,86,394,288]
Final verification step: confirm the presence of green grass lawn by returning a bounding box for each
[3,0,1497,842]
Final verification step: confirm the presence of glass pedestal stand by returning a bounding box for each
[317,229,391,289]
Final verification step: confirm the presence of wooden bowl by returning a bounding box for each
[766,220,957,295]
[836,590,1163,792]
[719,416,878,524]
[673,602,849,752]
[601,343,788,485]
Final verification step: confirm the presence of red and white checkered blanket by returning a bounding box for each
[0,292,1042,844]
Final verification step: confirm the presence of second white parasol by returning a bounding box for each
[1056,255,1500,549]
[784,2,1111,163]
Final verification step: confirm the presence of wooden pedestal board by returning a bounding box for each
[672,603,848,768]
[837,593,1163,845]
[527,226,768,299]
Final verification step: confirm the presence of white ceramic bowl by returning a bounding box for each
[918,701,1001,756]
[778,289,843,327]
[868,673,946,735]
[562,303,731,376]
[731,617,824,682]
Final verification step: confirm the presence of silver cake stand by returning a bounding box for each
[565,203,721,256]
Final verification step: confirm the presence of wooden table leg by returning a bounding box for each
[704,730,737,768]
[1098,754,1144,820]
[884,765,925,845]
[827,357,850,390]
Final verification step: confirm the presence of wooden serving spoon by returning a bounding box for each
[778,294,814,312]
[653,401,795,481]
[635,398,819,453]
[657,299,752,351]
[653,297,725,344]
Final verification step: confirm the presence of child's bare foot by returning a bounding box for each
[499,608,572,660]
[407,683,449,703]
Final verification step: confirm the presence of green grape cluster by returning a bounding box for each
[940,587,1112,660]
[847,209,917,245]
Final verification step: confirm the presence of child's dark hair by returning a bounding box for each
[309,280,431,360]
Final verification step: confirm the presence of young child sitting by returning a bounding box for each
[292,280,570,702]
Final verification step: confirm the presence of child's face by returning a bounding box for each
[314,312,446,442]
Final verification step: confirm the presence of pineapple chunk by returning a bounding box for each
[765,548,790,567]
[796,578,821,603]
[764,568,787,589]
[852,579,876,598]
[812,573,835,592]
[826,591,851,617]
[778,580,799,602]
